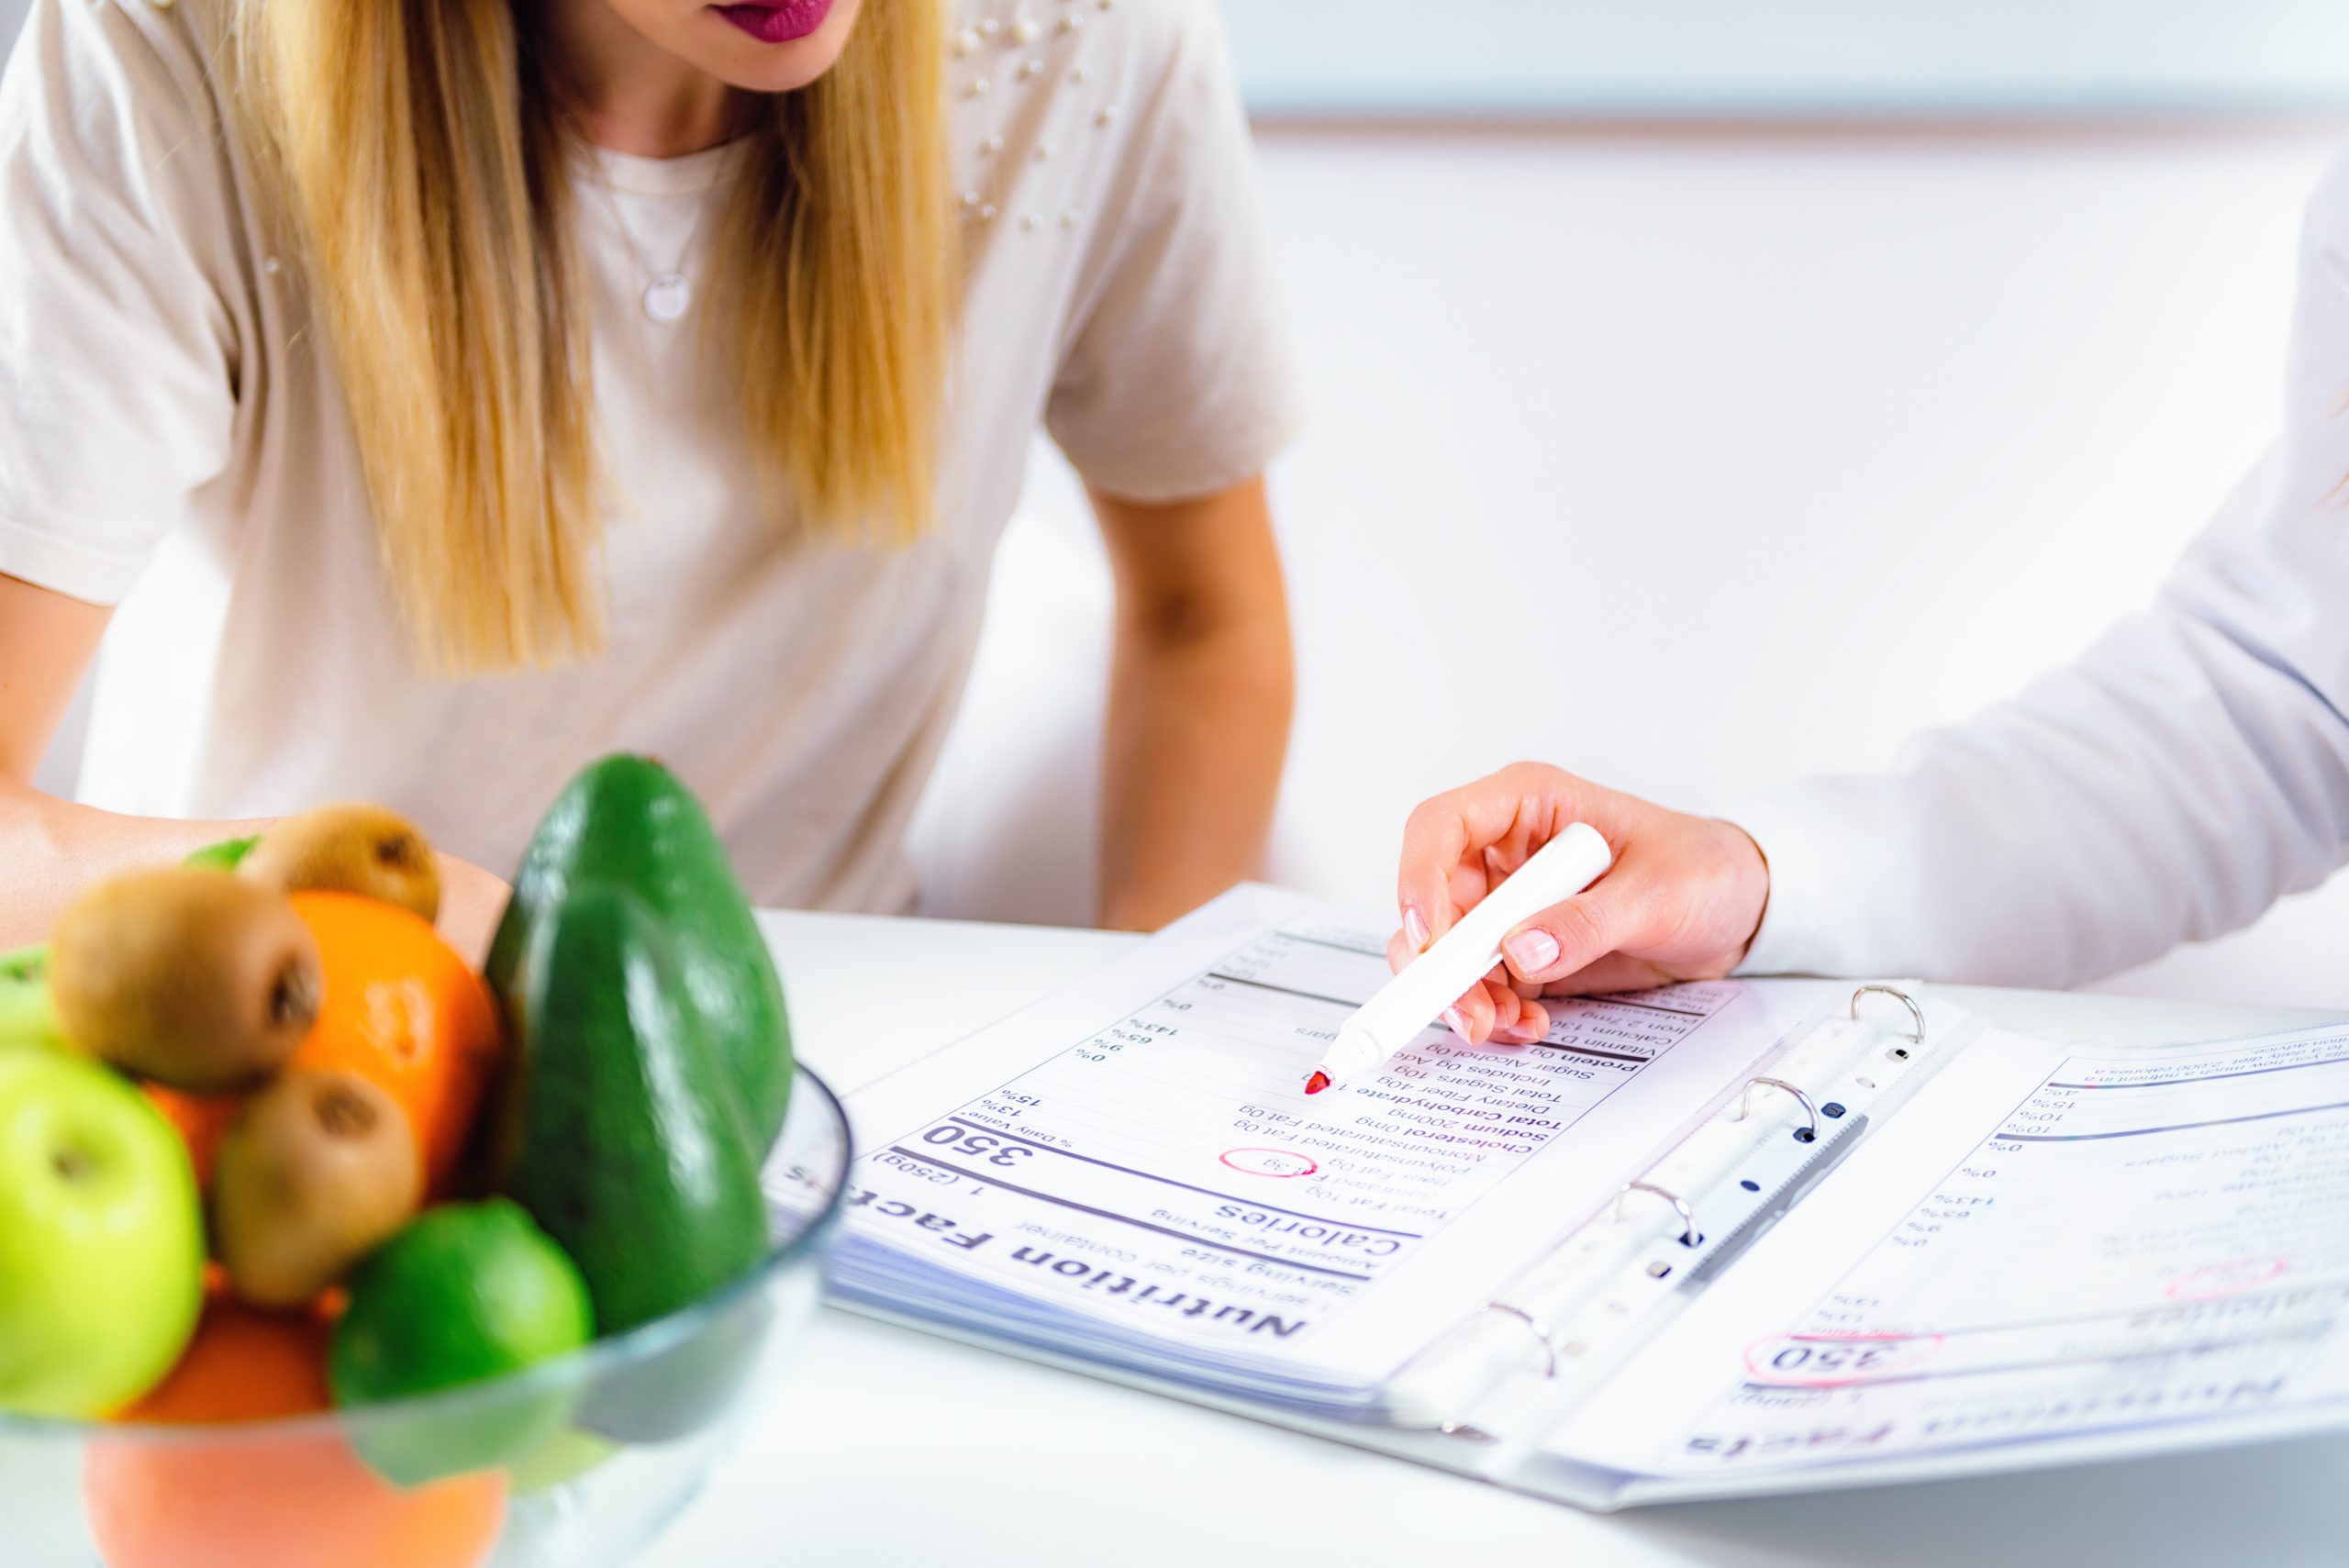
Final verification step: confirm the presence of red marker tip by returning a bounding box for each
[1304,1071,1331,1095]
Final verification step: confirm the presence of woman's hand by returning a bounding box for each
[434,853,513,968]
[1390,762,1772,1046]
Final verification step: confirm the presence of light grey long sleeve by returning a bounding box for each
[1732,151,2349,988]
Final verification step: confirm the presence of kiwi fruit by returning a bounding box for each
[48,867,323,1090]
[215,1069,423,1308]
[241,803,441,923]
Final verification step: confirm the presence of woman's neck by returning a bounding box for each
[542,3,745,158]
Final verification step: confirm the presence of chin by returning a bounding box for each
[700,0,863,94]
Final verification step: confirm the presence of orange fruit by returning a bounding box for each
[85,1430,507,1568]
[286,893,502,1198]
[89,1295,509,1568]
[144,1086,241,1192]
[118,1296,334,1424]
[147,894,502,1200]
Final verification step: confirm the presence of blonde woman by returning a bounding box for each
[0,0,1299,951]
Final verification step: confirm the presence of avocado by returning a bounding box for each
[486,755,792,1154]
[493,884,770,1338]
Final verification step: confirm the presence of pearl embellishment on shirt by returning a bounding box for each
[953,4,1120,240]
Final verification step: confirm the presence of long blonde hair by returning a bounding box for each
[224,0,951,673]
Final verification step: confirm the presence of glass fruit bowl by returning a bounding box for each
[0,1066,851,1568]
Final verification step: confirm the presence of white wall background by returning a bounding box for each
[911,122,2349,1010]
[7,2,2343,114]
[1222,0,2349,117]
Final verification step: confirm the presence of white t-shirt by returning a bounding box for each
[1732,147,2349,988]
[0,0,1301,911]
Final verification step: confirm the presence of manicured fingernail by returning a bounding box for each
[1404,906,1431,952]
[1504,928,1562,973]
[1442,1006,1470,1040]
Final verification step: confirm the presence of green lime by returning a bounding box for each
[331,1198,594,1485]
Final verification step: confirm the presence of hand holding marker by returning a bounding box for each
[1304,824,1614,1094]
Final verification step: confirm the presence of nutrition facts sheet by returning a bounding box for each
[1631,1026,2349,1472]
[839,885,1822,1362]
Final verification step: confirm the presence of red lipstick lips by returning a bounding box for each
[713,0,834,44]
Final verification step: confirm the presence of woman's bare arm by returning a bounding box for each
[0,573,508,956]
[1090,475,1294,930]
[0,573,269,943]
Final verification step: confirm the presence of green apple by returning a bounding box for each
[0,1051,205,1417]
[0,946,65,1052]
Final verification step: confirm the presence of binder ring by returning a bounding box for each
[1480,1303,1558,1378]
[1616,1181,1700,1247]
[1849,984,1926,1044]
[1740,1076,1820,1142]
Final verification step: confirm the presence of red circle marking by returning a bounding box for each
[2165,1257,2288,1301]
[1219,1147,1318,1178]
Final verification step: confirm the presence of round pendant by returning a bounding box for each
[642,273,692,325]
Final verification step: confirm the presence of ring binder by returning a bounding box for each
[1850,983,1926,1044]
[1616,1180,1699,1246]
[1382,981,1985,1445]
[1738,1075,1820,1142]
[1483,1302,1559,1377]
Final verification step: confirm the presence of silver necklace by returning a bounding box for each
[590,171,712,326]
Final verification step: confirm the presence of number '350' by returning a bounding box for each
[922,1126,1034,1166]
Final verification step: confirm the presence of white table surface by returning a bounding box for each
[640,911,2349,1568]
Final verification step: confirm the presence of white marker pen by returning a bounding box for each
[1304,823,1613,1094]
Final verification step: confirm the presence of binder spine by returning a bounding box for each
[1387,984,1963,1437]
